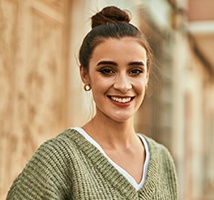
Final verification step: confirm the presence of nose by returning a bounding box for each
[113,73,132,93]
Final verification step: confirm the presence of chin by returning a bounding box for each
[110,115,133,123]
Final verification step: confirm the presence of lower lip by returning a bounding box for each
[109,98,133,107]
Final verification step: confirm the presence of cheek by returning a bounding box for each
[91,76,112,90]
[134,79,147,93]
[90,78,110,101]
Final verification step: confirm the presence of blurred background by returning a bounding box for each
[0,0,214,199]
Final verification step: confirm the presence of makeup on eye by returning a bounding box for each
[98,68,115,75]
[97,67,145,76]
[96,60,146,76]
[128,68,144,76]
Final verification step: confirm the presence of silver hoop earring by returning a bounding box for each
[84,84,91,91]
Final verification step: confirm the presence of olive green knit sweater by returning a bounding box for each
[6,128,178,200]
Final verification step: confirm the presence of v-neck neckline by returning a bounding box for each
[73,127,150,190]
[66,128,159,199]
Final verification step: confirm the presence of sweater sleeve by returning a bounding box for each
[6,138,73,200]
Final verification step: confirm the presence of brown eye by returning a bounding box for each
[129,68,144,76]
[99,68,115,75]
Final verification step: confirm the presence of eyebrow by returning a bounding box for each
[128,61,145,66]
[97,61,117,66]
[96,61,145,67]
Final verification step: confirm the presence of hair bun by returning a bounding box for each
[91,6,131,28]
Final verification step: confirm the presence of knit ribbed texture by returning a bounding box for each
[6,129,178,200]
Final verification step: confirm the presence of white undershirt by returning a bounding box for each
[73,127,150,190]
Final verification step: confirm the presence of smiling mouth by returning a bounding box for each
[108,96,134,103]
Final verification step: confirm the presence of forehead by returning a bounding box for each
[91,37,147,63]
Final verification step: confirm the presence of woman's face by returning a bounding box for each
[81,37,149,123]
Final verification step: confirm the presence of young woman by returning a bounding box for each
[7,6,178,199]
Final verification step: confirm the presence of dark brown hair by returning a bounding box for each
[79,6,153,72]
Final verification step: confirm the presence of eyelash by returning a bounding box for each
[98,68,115,75]
[98,67,144,76]
[129,69,144,75]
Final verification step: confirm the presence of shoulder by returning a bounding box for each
[140,134,175,163]
[141,134,169,151]
[6,128,82,199]
[26,128,77,163]
[36,128,82,157]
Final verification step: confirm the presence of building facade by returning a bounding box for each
[0,0,214,199]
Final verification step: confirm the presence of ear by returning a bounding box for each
[146,68,150,84]
[80,65,90,85]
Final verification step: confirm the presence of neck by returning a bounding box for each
[82,114,137,149]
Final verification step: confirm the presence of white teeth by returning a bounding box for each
[111,97,131,103]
